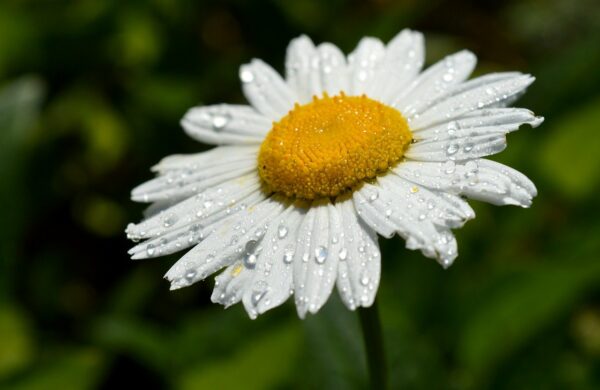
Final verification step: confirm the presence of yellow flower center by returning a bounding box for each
[258,93,412,199]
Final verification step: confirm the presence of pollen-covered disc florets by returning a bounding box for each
[258,93,412,199]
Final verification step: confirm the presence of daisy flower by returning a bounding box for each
[126,29,542,319]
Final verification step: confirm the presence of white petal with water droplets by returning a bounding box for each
[335,199,381,309]
[211,262,252,308]
[247,207,304,316]
[409,73,535,129]
[293,200,341,317]
[240,59,297,120]
[459,159,537,207]
[127,175,264,259]
[180,104,271,145]
[285,35,317,103]
[131,150,257,202]
[347,37,386,96]
[312,43,349,97]
[393,159,536,207]
[414,107,543,141]
[164,197,286,290]
[406,133,507,162]
[354,180,460,266]
[367,29,424,103]
[393,50,476,113]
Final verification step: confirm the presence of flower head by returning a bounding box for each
[126,29,542,318]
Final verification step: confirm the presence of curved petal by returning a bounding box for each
[181,104,271,145]
[335,199,381,309]
[164,196,286,290]
[131,148,257,202]
[127,173,264,259]
[293,199,341,317]
[367,29,425,103]
[285,35,318,103]
[393,50,476,113]
[409,73,535,130]
[406,133,507,162]
[347,37,386,96]
[414,107,543,141]
[354,180,461,267]
[240,59,296,120]
[393,159,537,207]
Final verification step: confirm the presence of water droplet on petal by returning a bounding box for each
[278,224,288,239]
[338,247,348,261]
[315,246,328,264]
[146,243,155,256]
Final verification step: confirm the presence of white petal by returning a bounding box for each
[459,159,537,207]
[409,73,535,130]
[149,145,257,174]
[248,207,305,316]
[293,200,341,317]
[367,29,425,103]
[393,50,476,112]
[180,104,271,145]
[211,263,253,308]
[347,37,386,96]
[285,35,317,103]
[313,43,349,96]
[132,149,257,202]
[336,199,381,309]
[354,180,460,266]
[414,107,543,141]
[240,59,296,120]
[127,174,263,259]
[164,196,286,290]
[406,133,507,162]
[393,159,537,207]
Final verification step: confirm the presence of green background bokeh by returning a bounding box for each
[1,0,599,388]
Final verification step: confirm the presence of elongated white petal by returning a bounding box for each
[459,159,537,207]
[293,200,340,317]
[335,199,381,309]
[313,43,348,97]
[354,180,461,267]
[132,150,257,202]
[164,197,286,290]
[240,59,296,120]
[368,29,424,103]
[211,263,253,308]
[406,133,507,162]
[393,50,476,113]
[285,35,317,103]
[410,73,535,129]
[414,107,543,141]
[248,207,305,316]
[393,159,537,207]
[180,104,271,145]
[347,37,385,96]
[127,175,264,259]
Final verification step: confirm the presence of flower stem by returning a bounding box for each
[358,298,388,390]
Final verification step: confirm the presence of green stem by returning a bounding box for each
[358,298,388,390]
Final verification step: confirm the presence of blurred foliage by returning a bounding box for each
[0,0,599,389]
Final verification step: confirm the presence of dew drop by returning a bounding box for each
[360,272,370,286]
[146,243,155,256]
[315,246,328,264]
[212,113,231,130]
[338,247,348,261]
[185,269,196,282]
[277,224,288,239]
[283,246,294,264]
[240,68,254,83]
[369,191,379,202]
[163,213,178,227]
[446,143,459,155]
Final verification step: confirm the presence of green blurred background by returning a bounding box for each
[1,0,599,389]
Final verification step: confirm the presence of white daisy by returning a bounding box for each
[126,29,543,319]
